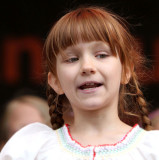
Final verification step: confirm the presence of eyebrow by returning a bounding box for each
[92,42,110,48]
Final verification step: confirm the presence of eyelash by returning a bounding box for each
[65,57,79,63]
[95,51,109,58]
[95,53,108,58]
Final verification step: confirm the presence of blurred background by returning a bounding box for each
[0,0,159,116]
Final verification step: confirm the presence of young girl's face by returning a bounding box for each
[48,41,123,112]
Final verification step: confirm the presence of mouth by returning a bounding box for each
[78,81,103,90]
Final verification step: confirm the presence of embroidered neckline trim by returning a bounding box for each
[65,124,138,148]
[56,123,145,157]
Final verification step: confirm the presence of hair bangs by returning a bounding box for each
[51,7,122,56]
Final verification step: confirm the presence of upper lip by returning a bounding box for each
[78,81,103,89]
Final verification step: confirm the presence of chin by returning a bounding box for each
[81,103,106,111]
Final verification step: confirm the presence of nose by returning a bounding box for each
[80,58,96,75]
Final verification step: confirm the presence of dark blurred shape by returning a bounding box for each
[149,109,159,130]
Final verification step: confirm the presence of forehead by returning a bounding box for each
[63,41,111,52]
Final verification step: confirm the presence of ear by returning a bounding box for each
[48,72,64,95]
[121,66,132,84]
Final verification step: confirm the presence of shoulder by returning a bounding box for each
[0,122,57,159]
[135,127,159,158]
[142,129,159,146]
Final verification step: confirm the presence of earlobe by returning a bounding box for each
[121,67,132,84]
[48,72,64,95]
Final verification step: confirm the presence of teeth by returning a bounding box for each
[86,83,94,86]
[83,88,93,90]
[79,82,102,90]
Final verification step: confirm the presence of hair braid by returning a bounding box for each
[46,85,64,130]
[119,71,152,130]
[136,90,152,130]
[132,74,152,130]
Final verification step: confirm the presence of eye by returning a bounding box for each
[65,57,79,63]
[95,52,108,59]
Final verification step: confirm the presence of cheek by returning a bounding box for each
[106,62,122,85]
[57,66,75,90]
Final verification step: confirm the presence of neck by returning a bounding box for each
[71,106,124,133]
[69,107,131,146]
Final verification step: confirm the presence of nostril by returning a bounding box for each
[81,68,96,75]
[80,60,96,75]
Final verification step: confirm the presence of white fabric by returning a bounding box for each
[0,122,159,160]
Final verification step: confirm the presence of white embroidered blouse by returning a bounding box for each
[0,122,159,160]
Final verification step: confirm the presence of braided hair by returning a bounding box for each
[119,72,152,130]
[46,85,65,129]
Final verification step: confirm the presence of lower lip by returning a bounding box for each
[78,86,101,94]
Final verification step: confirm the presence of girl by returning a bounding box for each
[1,6,159,160]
